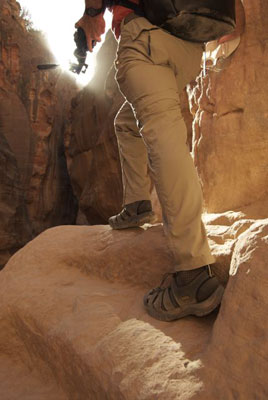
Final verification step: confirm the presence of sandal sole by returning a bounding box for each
[144,285,225,322]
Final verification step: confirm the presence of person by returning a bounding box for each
[75,0,237,322]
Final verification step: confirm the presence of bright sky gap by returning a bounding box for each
[18,0,112,85]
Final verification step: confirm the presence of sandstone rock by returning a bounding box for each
[196,219,268,400]
[1,0,268,396]
[0,225,212,399]
[0,132,32,269]
[190,0,268,214]
[0,0,78,266]
[0,221,267,399]
[26,72,78,235]
[204,210,257,284]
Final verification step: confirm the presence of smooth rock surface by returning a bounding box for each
[1,222,267,399]
[0,225,215,399]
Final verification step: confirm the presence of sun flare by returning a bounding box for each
[18,0,112,86]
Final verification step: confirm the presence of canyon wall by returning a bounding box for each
[190,0,268,215]
[0,0,268,398]
[0,0,78,268]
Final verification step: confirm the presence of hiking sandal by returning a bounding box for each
[109,200,156,229]
[143,267,224,321]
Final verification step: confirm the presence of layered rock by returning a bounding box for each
[0,0,78,267]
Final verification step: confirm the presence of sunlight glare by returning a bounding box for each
[18,0,112,86]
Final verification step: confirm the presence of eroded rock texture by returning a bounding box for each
[0,0,78,267]
[190,0,268,214]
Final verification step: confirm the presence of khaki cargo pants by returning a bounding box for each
[114,17,215,271]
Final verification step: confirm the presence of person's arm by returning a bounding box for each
[218,0,245,44]
[75,0,106,52]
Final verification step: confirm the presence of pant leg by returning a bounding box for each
[115,18,215,271]
[114,100,151,205]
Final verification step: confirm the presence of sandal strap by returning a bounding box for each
[169,271,211,308]
[147,270,212,313]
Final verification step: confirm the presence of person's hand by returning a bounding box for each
[75,13,105,52]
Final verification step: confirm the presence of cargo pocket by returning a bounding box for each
[143,29,170,67]
[116,27,159,70]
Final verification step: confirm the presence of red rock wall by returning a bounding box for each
[0,0,78,267]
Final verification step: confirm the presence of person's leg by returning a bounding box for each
[116,19,214,270]
[114,101,151,205]
[109,100,156,229]
[115,17,223,320]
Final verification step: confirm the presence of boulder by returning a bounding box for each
[0,221,267,399]
[0,224,214,399]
